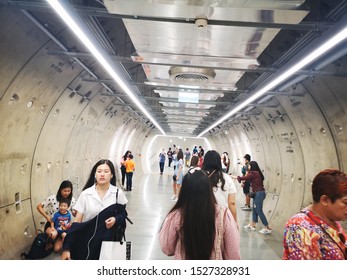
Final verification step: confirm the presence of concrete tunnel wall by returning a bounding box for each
[0,7,347,259]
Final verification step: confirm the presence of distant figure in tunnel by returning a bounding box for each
[125,154,135,191]
[159,148,166,175]
[159,167,240,260]
[198,145,204,156]
[283,169,347,260]
[171,149,184,202]
[189,155,199,168]
[120,150,131,187]
[238,154,252,211]
[167,147,173,167]
[172,146,179,171]
[231,161,272,235]
[184,148,191,167]
[61,159,128,260]
[197,151,204,167]
[36,180,76,252]
[221,152,230,173]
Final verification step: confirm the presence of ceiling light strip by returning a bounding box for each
[198,26,347,137]
[47,0,165,135]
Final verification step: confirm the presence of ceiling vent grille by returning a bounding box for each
[169,66,216,86]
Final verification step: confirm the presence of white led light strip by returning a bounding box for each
[47,0,165,135]
[198,26,347,137]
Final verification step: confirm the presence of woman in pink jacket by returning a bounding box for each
[159,167,240,260]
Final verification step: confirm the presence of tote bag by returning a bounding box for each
[99,241,132,260]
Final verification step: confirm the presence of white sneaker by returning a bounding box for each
[244,224,256,231]
[241,205,252,211]
[171,195,176,200]
[259,228,272,235]
[173,197,178,202]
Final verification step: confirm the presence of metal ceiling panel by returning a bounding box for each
[103,0,309,135]
[104,1,307,23]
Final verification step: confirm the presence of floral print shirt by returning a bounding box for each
[283,210,347,260]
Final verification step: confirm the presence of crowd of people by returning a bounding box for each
[33,145,347,260]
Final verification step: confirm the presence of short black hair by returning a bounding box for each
[244,154,251,161]
[59,197,71,207]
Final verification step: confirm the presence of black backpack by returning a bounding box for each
[21,229,54,259]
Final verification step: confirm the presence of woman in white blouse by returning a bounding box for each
[61,159,127,260]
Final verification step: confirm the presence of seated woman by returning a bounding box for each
[36,180,76,252]
[159,167,240,260]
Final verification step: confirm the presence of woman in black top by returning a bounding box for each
[120,150,131,186]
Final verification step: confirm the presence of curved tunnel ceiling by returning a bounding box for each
[1,0,347,260]
[5,0,347,137]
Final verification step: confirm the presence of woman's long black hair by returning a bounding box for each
[202,150,226,190]
[122,150,131,161]
[170,169,216,259]
[83,159,117,190]
[56,180,73,202]
[249,161,265,181]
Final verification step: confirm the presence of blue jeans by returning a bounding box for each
[159,162,164,173]
[126,172,133,191]
[252,191,269,227]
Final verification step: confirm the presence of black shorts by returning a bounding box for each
[243,181,250,194]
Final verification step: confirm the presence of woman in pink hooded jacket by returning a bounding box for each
[159,167,240,260]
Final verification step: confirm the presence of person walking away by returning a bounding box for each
[283,169,347,260]
[172,145,179,170]
[171,149,184,202]
[231,161,272,234]
[197,152,204,167]
[125,154,135,191]
[184,148,191,167]
[202,150,238,224]
[167,148,173,167]
[120,150,131,187]
[189,155,199,168]
[198,146,204,156]
[159,167,240,260]
[159,148,166,175]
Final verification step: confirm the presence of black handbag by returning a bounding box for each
[172,174,177,181]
